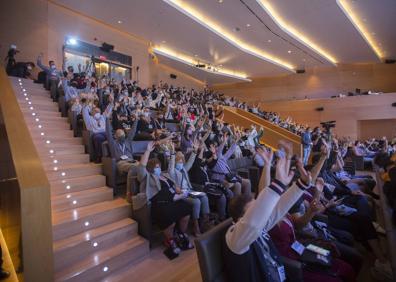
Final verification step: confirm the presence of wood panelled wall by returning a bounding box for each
[212,63,396,102]
[261,93,396,140]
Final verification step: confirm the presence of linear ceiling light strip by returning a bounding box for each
[239,0,325,65]
[152,47,252,82]
[256,0,337,65]
[336,0,382,60]
[162,0,295,72]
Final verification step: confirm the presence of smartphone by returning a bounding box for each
[306,244,330,256]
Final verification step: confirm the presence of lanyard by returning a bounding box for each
[119,143,126,154]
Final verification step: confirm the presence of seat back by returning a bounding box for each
[132,141,150,155]
[194,218,232,282]
[165,122,180,132]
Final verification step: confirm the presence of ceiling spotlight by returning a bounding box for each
[161,40,166,43]
[117,20,122,24]
[246,24,251,27]
[93,242,98,247]
[66,37,78,45]
[267,39,272,43]
[84,221,90,226]
[288,50,292,54]
[371,32,376,35]
[103,267,109,272]
[194,54,198,57]
[218,0,223,3]
[18,79,21,82]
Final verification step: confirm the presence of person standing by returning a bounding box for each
[301,127,313,166]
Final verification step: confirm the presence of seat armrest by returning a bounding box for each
[280,256,303,282]
[102,157,116,189]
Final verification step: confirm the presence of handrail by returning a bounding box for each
[375,169,396,281]
[222,106,302,156]
[0,69,54,281]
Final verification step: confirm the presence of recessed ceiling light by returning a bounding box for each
[194,54,198,57]
[162,40,166,43]
[218,0,223,3]
[302,58,306,62]
[371,32,376,35]
[267,39,272,43]
[246,24,251,27]
[288,50,292,54]
[117,20,122,24]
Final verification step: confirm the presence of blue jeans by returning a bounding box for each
[303,146,311,166]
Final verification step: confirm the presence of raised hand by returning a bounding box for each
[278,140,293,158]
[257,147,273,165]
[146,141,155,152]
[275,154,295,186]
[296,156,312,185]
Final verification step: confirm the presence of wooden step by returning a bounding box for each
[21,107,62,118]
[55,237,148,282]
[51,186,113,212]
[52,198,131,241]
[22,110,64,119]
[26,120,70,130]
[50,175,107,196]
[32,129,74,138]
[38,145,85,155]
[42,154,90,167]
[54,218,138,272]
[46,163,102,181]
[32,135,82,145]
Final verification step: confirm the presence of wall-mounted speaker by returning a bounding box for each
[170,74,177,79]
[296,69,306,74]
[315,107,324,112]
[391,102,396,107]
[385,59,396,64]
[100,42,114,52]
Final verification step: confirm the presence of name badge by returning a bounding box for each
[291,240,305,255]
[120,155,129,160]
[277,266,286,282]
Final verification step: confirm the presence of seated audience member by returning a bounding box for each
[82,95,114,163]
[36,53,62,98]
[223,141,312,282]
[137,142,192,259]
[135,109,157,140]
[167,142,212,236]
[105,117,138,194]
[189,142,231,221]
[208,132,252,197]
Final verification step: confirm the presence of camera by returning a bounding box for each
[320,120,336,131]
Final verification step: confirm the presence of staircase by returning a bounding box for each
[11,77,149,281]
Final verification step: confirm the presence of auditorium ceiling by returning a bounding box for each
[54,0,396,84]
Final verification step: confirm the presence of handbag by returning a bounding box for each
[204,182,226,199]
